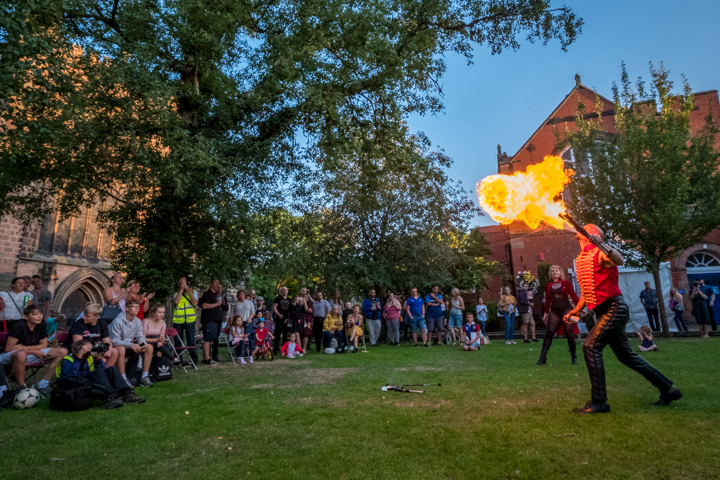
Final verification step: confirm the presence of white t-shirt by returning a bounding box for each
[235,299,256,323]
[476,305,488,322]
[0,291,34,320]
[287,342,297,356]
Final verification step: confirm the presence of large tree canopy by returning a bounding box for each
[0,0,582,293]
[564,64,720,335]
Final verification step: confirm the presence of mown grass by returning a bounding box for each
[1,337,718,480]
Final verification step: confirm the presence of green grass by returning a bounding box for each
[1,337,719,480]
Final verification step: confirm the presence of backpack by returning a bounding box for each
[50,377,93,412]
[125,352,145,387]
[150,356,174,382]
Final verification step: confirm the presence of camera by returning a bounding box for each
[92,342,109,354]
[186,274,194,288]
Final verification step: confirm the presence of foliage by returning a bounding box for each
[537,262,551,296]
[0,0,582,296]
[515,270,538,292]
[563,63,720,335]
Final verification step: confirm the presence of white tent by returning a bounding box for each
[575,262,675,333]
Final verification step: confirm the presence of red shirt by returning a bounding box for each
[575,244,623,310]
[255,328,269,341]
[544,280,580,314]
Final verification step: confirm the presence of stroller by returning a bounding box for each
[254,337,274,361]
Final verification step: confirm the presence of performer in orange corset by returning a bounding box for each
[565,224,682,414]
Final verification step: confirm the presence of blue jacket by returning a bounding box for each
[59,354,104,379]
[363,297,383,320]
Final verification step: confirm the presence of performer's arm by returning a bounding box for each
[590,233,624,267]
[565,297,586,321]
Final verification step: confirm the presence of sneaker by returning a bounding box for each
[103,396,124,410]
[352,349,357,353]
[298,353,304,357]
[505,341,512,345]
[202,359,218,365]
[532,339,540,343]
[423,343,429,348]
[180,360,190,367]
[0,388,18,408]
[122,392,146,404]
[31,383,51,399]
[125,378,135,389]
[573,400,610,414]
[139,376,154,387]
[248,357,254,364]
[653,386,682,406]
[523,339,531,344]
[239,357,247,364]
[211,357,219,363]
[415,343,419,347]
[511,341,517,344]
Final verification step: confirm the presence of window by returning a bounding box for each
[686,252,720,269]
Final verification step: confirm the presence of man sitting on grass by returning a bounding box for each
[462,312,482,351]
[57,339,145,409]
[63,303,119,367]
[110,299,154,388]
[0,305,67,398]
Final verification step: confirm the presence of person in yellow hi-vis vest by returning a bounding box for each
[173,277,198,365]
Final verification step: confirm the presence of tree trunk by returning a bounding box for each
[652,268,670,338]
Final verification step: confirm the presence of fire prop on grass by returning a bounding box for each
[476,155,572,229]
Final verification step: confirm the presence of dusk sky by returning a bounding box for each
[408,0,720,227]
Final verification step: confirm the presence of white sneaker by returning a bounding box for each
[511,341,517,344]
[505,341,512,345]
[248,356,254,364]
[287,354,295,359]
[298,353,304,357]
[239,357,246,364]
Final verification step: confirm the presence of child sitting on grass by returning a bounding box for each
[638,325,658,352]
[229,316,249,364]
[462,312,482,351]
[281,332,304,358]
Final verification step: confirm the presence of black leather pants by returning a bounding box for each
[583,296,673,404]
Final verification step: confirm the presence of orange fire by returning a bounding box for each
[476,155,573,229]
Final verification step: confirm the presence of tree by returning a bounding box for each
[563,63,720,336]
[448,228,504,301]
[1,1,582,294]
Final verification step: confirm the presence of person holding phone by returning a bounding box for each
[690,280,710,338]
[110,298,154,387]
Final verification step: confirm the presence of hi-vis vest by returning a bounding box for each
[173,292,197,324]
[56,355,94,376]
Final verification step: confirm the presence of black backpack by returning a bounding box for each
[50,377,93,412]
[124,352,145,386]
[150,356,174,382]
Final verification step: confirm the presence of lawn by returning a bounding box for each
[1,337,718,480]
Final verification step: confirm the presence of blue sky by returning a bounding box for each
[408,0,720,227]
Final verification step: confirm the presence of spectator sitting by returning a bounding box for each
[143,303,179,366]
[110,299,154,387]
[46,314,65,346]
[281,332,305,358]
[229,315,249,364]
[57,339,145,409]
[252,320,274,358]
[323,305,346,353]
[63,303,119,368]
[0,305,67,398]
[637,326,658,352]
[0,358,12,411]
[462,312,483,351]
[345,306,364,352]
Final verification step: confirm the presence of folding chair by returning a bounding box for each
[346,323,367,353]
[0,332,46,385]
[221,327,238,364]
[166,327,197,372]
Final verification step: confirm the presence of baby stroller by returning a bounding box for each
[254,337,274,361]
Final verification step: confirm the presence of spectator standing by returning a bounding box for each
[698,279,716,331]
[690,280,711,338]
[143,304,178,364]
[126,280,155,320]
[104,273,127,312]
[31,276,52,320]
[383,293,402,346]
[498,287,517,345]
[405,287,428,347]
[517,283,538,343]
[235,291,256,363]
[289,295,307,347]
[0,305,66,398]
[425,286,446,345]
[447,288,464,346]
[110,299,154,387]
[312,293,332,352]
[475,298,488,335]
[199,279,228,364]
[272,286,292,354]
[668,287,688,332]
[22,275,36,305]
[172,277,198,365]
[363,289,383,346]
[249,290,258,308]
[300,294,314,352]
[0,277,34,333]
[332,291,344,310]
[63,303,119,367]
[639,281,660,332]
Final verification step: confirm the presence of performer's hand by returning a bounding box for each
[588,233,603,246]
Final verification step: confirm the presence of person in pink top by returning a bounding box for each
[143,303,178,365]
[383,292,402,346]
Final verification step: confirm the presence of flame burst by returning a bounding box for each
[476,155,573,229]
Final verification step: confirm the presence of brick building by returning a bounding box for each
[476,76,720,324]
[0,205,114,320]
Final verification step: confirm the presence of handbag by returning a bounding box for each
[100,306,122,321]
